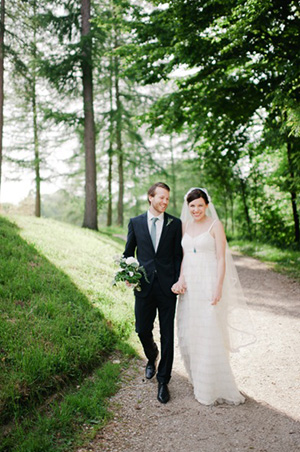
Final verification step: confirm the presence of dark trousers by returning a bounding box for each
[135,277,177,384]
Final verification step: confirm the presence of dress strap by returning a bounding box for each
[207,219,217,233]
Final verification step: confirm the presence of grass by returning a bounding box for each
[0,215,137,451]
[230,239,300,281]
[1,360,125,452]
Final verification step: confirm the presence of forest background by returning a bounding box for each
[0,0,299,249]
[0,2,299,450]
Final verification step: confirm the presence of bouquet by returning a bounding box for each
[112,256,149,291]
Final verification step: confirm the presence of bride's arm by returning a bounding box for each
[172,259,186,293]
[171,222,187,294]
[212,220,226,305]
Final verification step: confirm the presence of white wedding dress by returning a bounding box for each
[177,222,245,405]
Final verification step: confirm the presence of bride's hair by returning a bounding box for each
[186,188,209,205]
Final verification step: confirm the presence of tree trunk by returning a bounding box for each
[114,51,123,226]
[239,178,252,235]
[32,80,40,217]
[286,141,300,245]
[224,195,228,232]
[107,151,113,226]
[170,135,177,211]
[230,192,234,236]
[252,166,259,241]
[107,56,113,226]
[0,0,4,195]
[81,0,98,230]
[32,0,40,217]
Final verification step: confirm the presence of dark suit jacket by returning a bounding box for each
[124,212,183,298]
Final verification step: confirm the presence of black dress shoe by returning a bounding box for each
[157,383,170,404]
[145,361,156,379]
[145,350,158,379]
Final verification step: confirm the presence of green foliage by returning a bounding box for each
[254,202,294,247]
[230,239,300,281]
[0,214,136,445]
[41,189,84,226]
[128,0,300,245]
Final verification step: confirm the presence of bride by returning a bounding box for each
[172,188,255,406]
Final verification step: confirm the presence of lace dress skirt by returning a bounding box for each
[176,232,245,405]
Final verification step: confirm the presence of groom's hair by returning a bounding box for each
[147,182,170,204]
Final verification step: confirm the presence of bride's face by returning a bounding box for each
[188,197,208,221]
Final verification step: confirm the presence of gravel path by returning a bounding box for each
[78,254,300,452]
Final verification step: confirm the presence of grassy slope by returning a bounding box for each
[0,215,136,451]
[12,215,134,336]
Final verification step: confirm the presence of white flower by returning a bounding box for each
[125,257,139,265]
[112,255,149,291]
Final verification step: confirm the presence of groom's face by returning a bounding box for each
[149,187,170,215]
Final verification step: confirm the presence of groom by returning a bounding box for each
[124,182,182,403]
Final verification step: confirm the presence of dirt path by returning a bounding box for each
[78,254,300,452]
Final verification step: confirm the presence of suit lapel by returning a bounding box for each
[141,213,154,250]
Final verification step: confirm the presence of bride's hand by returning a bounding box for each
[171,282,180,294]
[171,280,187,294]
[211,287,222,305]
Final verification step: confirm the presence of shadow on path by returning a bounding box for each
[90,361,300,452]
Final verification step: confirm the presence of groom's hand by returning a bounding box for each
[125,281,134,288]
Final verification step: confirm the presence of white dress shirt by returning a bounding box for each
[147,211,164,251]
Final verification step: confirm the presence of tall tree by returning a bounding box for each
[106,55,114,226]
[35,0,100,229]
[0,0,4,195]
[81,0,97,229]
[32,0,41,217]
[286,140,299,244]
[114,40,124,226]
[3,0,46,216]
[94,0,155,226]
